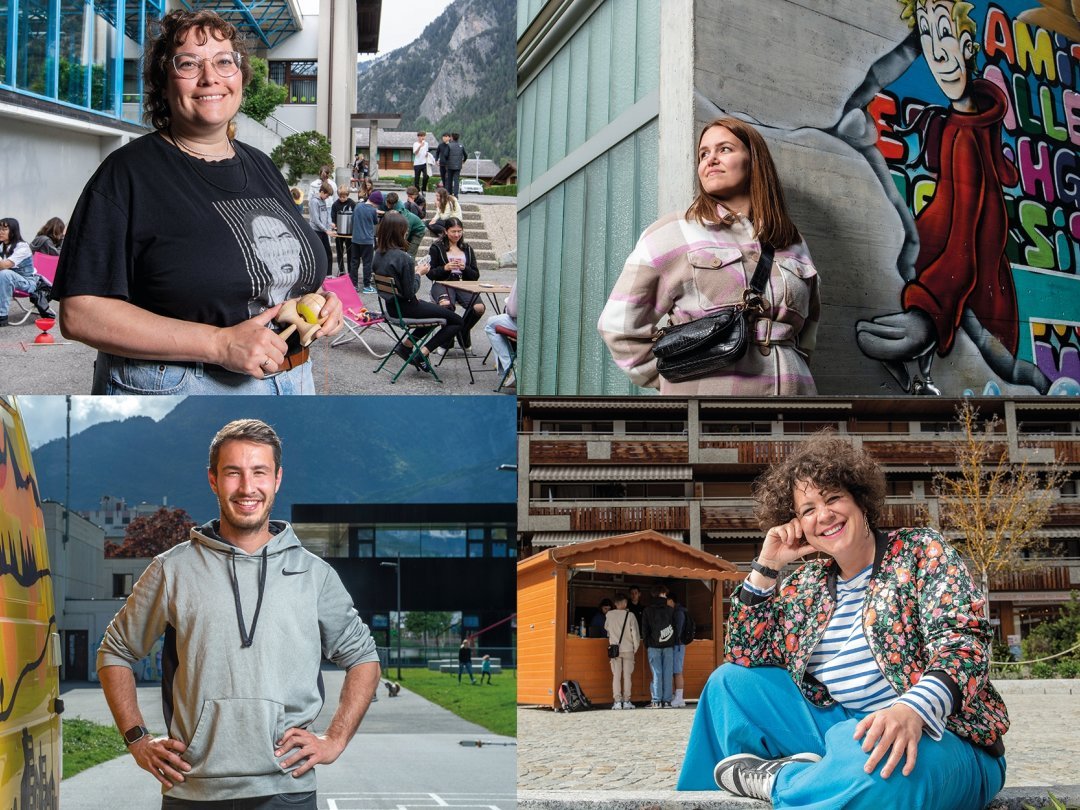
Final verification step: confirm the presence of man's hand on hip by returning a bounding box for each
[130,736,191,787]
[276,727,346,777]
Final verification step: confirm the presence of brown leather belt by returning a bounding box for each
[278,346,309,372]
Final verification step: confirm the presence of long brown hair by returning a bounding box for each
[685,117,801,249]
[376,212,409,253]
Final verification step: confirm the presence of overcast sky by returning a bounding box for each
[297,0,453,62]
[19,396,184,449]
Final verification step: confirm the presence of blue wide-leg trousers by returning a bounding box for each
[677,665,1006,809]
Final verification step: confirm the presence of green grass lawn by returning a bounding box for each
[395,667,516,738]
[62,718,129,779]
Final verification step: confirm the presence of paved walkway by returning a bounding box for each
[518,679,1080,809]
[61,667,515,809]
[0,198,517,396]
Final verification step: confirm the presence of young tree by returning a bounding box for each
[404,611,455,648]
[270,131,334,185]
[105,507,195,558]
[932,401,1067,619]
[239,56,287,124]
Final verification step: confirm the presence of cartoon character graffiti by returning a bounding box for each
[855,0,1055,394]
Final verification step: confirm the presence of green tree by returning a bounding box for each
[270,131,334,185]
[104,507,195,558]
[240,56,287,124]
[1022,592,1080,661]
[404,611,455,647]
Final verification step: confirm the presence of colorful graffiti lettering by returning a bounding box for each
[854,0,1079,394]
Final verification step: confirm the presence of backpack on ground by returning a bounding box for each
[556,679,592,712]
[678,607,695,645]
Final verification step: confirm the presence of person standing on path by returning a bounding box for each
[436,133,451,190]
[97,419,381,809]
[446,133,466,198]
[641,584,676,708]
[412,131,431,193]
[458,638,477,684]
[605,593,641,710]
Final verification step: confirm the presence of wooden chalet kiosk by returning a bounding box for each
[517,530,744,709]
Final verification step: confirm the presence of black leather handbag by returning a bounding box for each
[651,244,774,383]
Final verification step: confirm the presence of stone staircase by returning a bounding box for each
[418,202,498,272]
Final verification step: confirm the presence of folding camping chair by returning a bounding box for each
[492,323,517,393]
[10,252,59,326]
[321,275,393,358]
[371,273,447,383]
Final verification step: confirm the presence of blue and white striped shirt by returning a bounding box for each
[746,566,954,739]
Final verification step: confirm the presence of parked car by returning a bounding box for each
[0,396,62,809]
[459,178,485,194]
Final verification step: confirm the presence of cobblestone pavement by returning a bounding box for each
[517,680,1080,791]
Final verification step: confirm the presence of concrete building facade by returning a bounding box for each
[517,396,1080,647]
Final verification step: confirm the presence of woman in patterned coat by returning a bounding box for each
[678,432,1007,809]
[598,117,819,395]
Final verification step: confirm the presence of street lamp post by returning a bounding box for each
[379,555,402,680]
[474,151,480,182]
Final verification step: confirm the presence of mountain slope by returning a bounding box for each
[32,397,516,520]
[355,0,515,165]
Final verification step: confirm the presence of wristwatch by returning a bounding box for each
[750,558,781,579]
[123,724,150,746]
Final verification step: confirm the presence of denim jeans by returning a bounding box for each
[646,646,673,703]
[92,352,316,395]
[0,267,37,318]
[161,791,315,809]
[483,313,516,373]
[677,665,1006,809]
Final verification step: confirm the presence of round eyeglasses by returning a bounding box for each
[170,51,243,80]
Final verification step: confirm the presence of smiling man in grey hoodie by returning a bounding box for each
[98,419,381,809]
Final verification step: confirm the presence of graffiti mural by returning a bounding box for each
[852,0,1079,395]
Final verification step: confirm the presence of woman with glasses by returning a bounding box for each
[52,9,341,395]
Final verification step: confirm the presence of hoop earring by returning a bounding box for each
[863,514,871,539]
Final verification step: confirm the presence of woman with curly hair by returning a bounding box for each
[52,8,341,394]
[678,431,1007,809]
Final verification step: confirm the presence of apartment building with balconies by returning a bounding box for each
[517,397,1080,645]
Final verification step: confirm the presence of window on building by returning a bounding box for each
[1018,421,1072,435]
[701,421,771,434]
[269,60,318,104]
[885,480,914,497]
[538,421,613,434]
[850,420,910,434]
[701,481,754,497]
[112,573,133,597]
[625,421,687,434]
[781,421,840,434]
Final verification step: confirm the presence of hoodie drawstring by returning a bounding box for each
[228,547,268,648]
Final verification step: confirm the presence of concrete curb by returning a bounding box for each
[518,786,1080,809]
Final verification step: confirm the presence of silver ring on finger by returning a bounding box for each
[262,358,273,369]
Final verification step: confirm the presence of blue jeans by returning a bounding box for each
[458,660,474,682]
[646,646,674,703]
[484,313,516,373]
[677,665,1006,809]
[0,267,37,318]
[92,352,316,395]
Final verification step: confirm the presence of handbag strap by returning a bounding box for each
[748,243,775,294]
[617,613,629,644]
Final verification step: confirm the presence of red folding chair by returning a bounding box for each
[10,252,59,326]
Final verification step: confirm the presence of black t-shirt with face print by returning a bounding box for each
[54,133,327,328]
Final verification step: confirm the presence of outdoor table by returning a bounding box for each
[438,280,513,376]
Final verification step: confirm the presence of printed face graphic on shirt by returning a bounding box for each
[250,212,302,280]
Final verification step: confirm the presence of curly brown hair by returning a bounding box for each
[752,430,886,531]
[143,9,252,132]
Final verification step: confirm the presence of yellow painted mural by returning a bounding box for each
[0,397,60,810]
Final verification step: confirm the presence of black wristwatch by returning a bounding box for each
[123,724,150,746]
[750,558,781,579]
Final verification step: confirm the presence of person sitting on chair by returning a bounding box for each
[0,217,54,325]
[373,212,462,372]
[427,217,483,352]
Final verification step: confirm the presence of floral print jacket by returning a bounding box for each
[725,527,1008,754]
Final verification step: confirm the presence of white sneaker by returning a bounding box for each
[670,697,686,708]
[713,752,822,800]
[611,702,623,710]
[622,701,635,709]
